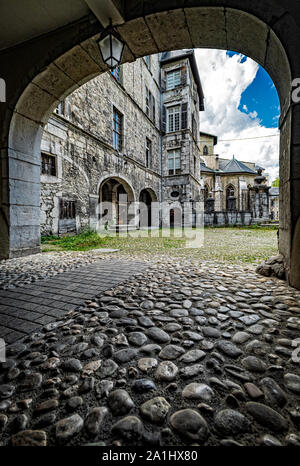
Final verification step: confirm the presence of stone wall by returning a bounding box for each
[205,211,252,226]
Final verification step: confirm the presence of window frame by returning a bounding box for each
[41,152,57,177]
[59,199,76,220]
[145,87,155,123]
[111,66,121,82]
[168,149,181,175]
[112,107,123,152]
[166,69,181,90]
[167,105,181,133]
[146,138,152,168]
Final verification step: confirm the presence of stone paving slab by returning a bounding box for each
[0,259,148,345]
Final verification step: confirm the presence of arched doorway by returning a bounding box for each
[99,176,135,228]
[2,3,300,287]
[139,188,157,228]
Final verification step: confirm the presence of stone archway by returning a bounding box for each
[99,176,135,227]
[1,2,300,287]
[139,188,158,228]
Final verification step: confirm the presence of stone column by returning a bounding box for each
[213,176,223,211]
[249,169,270,223]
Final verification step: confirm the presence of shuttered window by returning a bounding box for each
[166,69,181,90]
[181,102,188,130]
[167,106,180,132]
[145,86,155,123]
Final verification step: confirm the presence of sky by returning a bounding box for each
[195,49,280,182]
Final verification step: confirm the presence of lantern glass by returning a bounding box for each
[98,31,125,69]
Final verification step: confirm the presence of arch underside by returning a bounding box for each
[1,2,299,287]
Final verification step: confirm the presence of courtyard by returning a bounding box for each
[0,228,300,446]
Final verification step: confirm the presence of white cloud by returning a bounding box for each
[249,110,258,119]
[195,49,279,182]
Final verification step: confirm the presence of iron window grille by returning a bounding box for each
[41,153,56,177]
[59,199,76,219]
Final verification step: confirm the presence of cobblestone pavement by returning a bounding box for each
[0,257,300,446]
[0,259,148,345]
[0,250,123,290]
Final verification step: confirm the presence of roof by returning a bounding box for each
[200,132,218,145]
[269,187,279,196]
[160,49,204,111]
[200,162,215,173]
[219,157,257,174]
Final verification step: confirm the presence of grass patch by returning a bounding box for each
[41,230,108,251]
[41,229,185,253]
[41,227,278,264]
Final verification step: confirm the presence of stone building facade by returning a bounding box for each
[40,50,205,235]
[40,49,273,235]
[200,132,273,225]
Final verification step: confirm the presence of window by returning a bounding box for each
[192,115,197,140]
[167,106,180,132]
[144,55,151,70]
[111,66,120,82]
[152,96,156,124]
[145,87,155,123]
[55,101,65,116]
[146,138,152,168]
[59,199,76,219]
[204,185,209,203]
[226,185,236,210]
[168,150,181,175]
[41,153,56,177]
[166,69,181,90]
[113,107,123,152]
[145,87,150,117]
[194,155,197,175]
[203,145,208,155]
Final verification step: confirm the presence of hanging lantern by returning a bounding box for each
[98,19,125,70]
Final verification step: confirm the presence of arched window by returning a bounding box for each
[204,185,209,203]
[226,185,235,210]
[203,145,208,155]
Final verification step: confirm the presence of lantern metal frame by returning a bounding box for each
[97,19,125,70]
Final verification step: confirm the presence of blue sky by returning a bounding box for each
[227,51,280,129]
[195,49,280,181]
